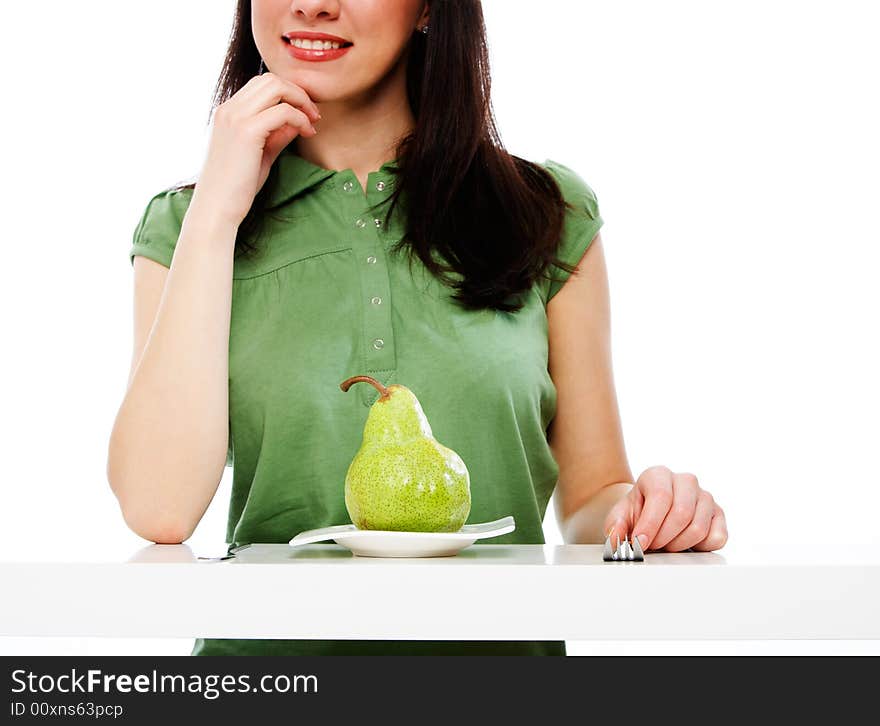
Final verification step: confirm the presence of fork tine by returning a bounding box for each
[632,533,645,560]
[603,530,645,562]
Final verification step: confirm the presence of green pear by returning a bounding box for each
[339,375,471,532]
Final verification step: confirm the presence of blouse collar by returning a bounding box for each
[266,147,400,209]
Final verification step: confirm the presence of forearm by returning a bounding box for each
[560,481,633,544]
[107,198,237,542]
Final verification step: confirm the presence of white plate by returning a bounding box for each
[289,516,516,558]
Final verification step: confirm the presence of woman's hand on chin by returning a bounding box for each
[603,465,728,552]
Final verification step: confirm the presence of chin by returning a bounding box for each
[294,75,367,103]
[284,79,328,103]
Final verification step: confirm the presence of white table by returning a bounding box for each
[2,542,877,640]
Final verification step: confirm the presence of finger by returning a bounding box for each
[631,466,674,551]
[231,72,277,99]
[650,472,700,551]
[602,496,630,548]
[603,517,626,549]
[263,120,304,162]
[251,74,322,121]
[661,491,715,552]
[691,506,728,552]
[254,103,317,144]
[630,484,644,529]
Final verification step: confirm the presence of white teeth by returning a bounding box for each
[291,38,342,50]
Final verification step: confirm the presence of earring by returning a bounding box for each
[258,58,267,75]
[420,24,429,34]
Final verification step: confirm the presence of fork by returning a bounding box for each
[603,532,645,562]
[196,543,252,562]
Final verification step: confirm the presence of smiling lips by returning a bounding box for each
[283,34,353,62]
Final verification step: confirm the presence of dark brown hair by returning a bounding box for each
[173,0,578,312]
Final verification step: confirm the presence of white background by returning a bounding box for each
[1,0,877,655]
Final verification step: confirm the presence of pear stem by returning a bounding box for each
[340,375,391,401]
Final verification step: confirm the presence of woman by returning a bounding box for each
[108,0,727,656]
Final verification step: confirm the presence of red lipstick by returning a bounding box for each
[283,31,353,62]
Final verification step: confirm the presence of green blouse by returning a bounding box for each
[128,147,603,656]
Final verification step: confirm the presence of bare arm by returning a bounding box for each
[106,199,236,543]
[106,73,322,544]
[546,231,635,544]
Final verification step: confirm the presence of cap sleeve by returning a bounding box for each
[541,158,604,303]
[129,187,194,268]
